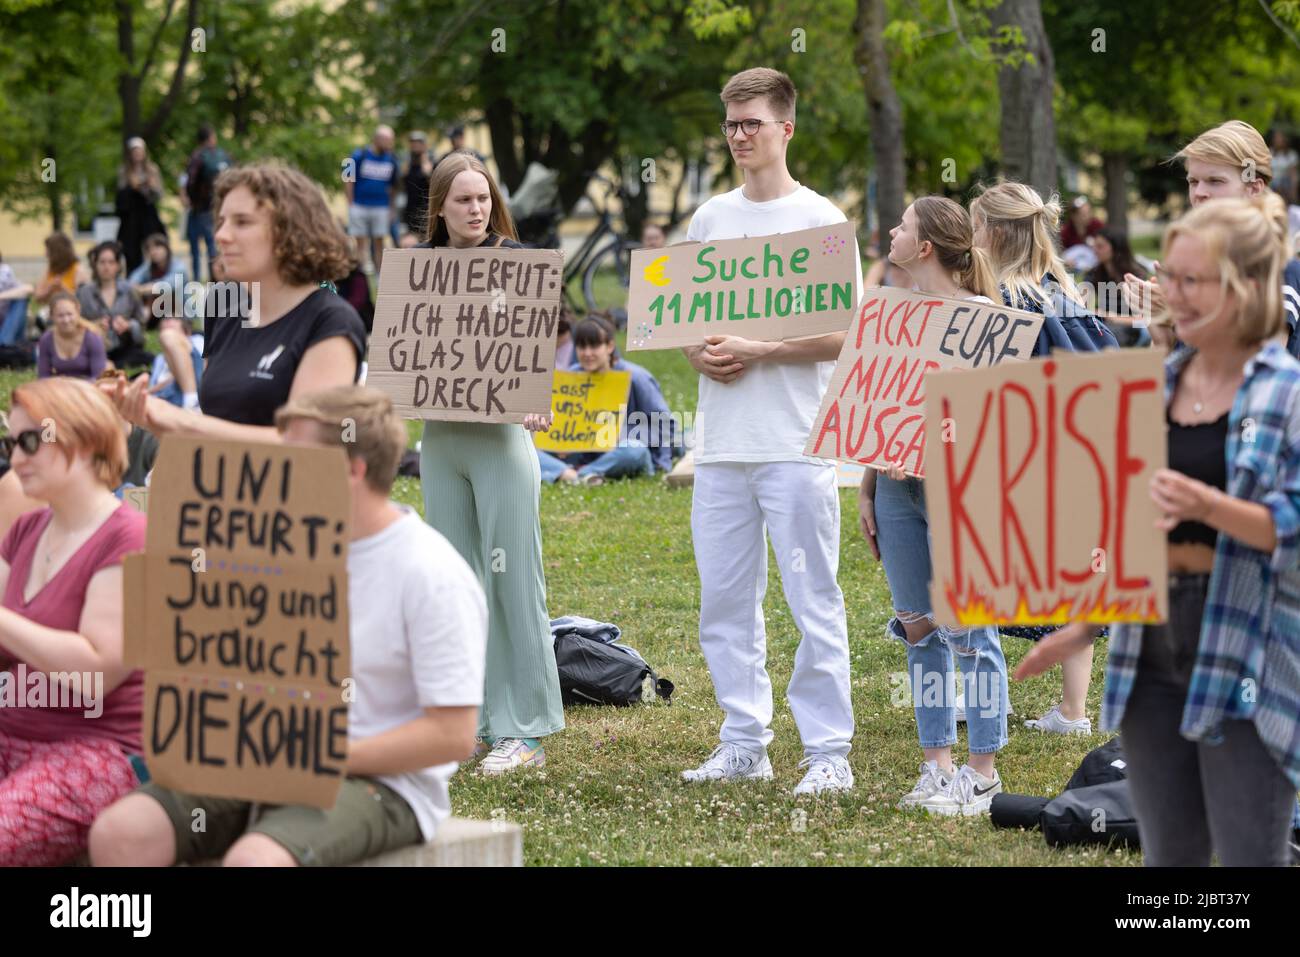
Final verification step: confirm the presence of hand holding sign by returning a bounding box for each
[367,246,565,422]
[627,222,859,351]
[122,436,352,808]
[922,350,1167,627]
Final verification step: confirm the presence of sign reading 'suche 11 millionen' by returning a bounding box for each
[625,222,858,350]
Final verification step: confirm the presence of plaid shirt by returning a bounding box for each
[1101,340,1300,790]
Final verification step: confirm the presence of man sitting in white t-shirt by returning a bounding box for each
[88,386,487,867]
[679,67,860,796]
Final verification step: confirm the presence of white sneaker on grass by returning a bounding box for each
[681,743,772,783]
[919,764,1002,817]
[1024,705,1091,735]
[898,761,954,809]
[793,754,854,796]
[954,687,1012,722]
[477,737,545,775]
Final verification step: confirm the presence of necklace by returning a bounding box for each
[1189,362,1238,416]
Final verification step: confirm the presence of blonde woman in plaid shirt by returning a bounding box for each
[1019,193,1300,866]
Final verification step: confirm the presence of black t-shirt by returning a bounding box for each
[199,287,367,426]
[416,233,522,251]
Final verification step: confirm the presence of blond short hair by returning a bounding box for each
[721,68,796,123]
[1162,193,1290,345]
[10,378,128,488]
[1175,120,1272,185]
[274,386,407,494]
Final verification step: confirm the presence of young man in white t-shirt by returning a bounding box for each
[89,386,488,866]
[679,68,859,796]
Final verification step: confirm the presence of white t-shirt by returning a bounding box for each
[685,184,862,464]
[347,507,487,841]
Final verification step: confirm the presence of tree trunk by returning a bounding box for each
[45,142,62,232]
[117,0,140,140]
[854,0,905,262]
[1102,151,1128,233]
[116,0,199,146]
[990,0,1058,196]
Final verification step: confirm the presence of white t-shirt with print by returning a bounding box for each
[685,184,862,464]
[347,507,487,841]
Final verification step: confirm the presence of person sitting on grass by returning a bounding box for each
[127,233,189,324]
[536,314,675,486]
[0,377,147,866]
[0,250,35,346]
[37,292,106,381]
[146,312,204,410]
[88,385,488,867]
[76,241,149,369]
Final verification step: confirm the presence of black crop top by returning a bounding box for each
[1166,409,1228,547]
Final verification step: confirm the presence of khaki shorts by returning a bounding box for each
[138,777,422,867]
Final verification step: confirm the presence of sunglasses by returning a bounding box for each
[1,429,44,458]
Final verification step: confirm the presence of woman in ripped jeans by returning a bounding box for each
[1019,194,1300,866]
[858,196,1011,816]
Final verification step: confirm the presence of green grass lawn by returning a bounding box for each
[0,310,1138,867]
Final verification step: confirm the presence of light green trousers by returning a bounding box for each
[420,420,564,740]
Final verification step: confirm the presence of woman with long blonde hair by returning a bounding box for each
[416,151,564,774]
[971,181,1118,733]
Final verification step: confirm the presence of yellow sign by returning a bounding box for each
[534,370,632,453]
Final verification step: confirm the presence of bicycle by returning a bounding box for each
[562,174,637,320]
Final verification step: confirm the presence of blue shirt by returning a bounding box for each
[351,147,397,207]
[1101,341,1300,789]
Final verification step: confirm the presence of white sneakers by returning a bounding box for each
[793,754,854,796]
[898,761,953,809]
[681,743,773,783]
[681,745,854,795]
[1025,705,1092,735]
[918,765,1002,816]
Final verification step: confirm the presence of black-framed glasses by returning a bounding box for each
[1,429,43,458]
[720,118,784,138]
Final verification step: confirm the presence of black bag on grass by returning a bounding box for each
[553,632,673,707]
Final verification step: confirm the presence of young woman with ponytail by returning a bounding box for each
[1018,194,1300,865]
[971,181,1119,734]
[858,197,1011,816]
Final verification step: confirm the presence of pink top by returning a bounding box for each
[0,504,146,751]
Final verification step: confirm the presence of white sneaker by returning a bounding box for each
[898,760,954,809]
[793,754,854,796]
[681,743,773,783]
[920,765,1002,817]
[1024,705,1091,735]
[955,687,1012,722]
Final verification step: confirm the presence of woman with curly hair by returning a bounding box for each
[106,163,367,440]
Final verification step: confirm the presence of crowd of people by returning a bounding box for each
[0,66,1296,869]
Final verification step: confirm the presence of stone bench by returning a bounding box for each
[350,817,522,867]
[74,817,523,867]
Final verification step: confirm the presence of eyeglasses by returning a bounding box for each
[1154,265,1222,297]
[0,429,43,458]
[720,118,784,139]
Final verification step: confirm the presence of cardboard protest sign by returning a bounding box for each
[806,289,1044,476]
[123,436,351,808]
[625,222,858,350]
[367,246,565,422]
[534,369,632,453]
[923,350,1167,627]
[122,487,149,513]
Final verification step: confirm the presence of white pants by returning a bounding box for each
[691,461,853,757]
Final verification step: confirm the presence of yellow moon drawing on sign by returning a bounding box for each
[643,255,670,287]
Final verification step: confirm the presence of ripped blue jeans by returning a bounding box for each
[874,474,1009,754]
